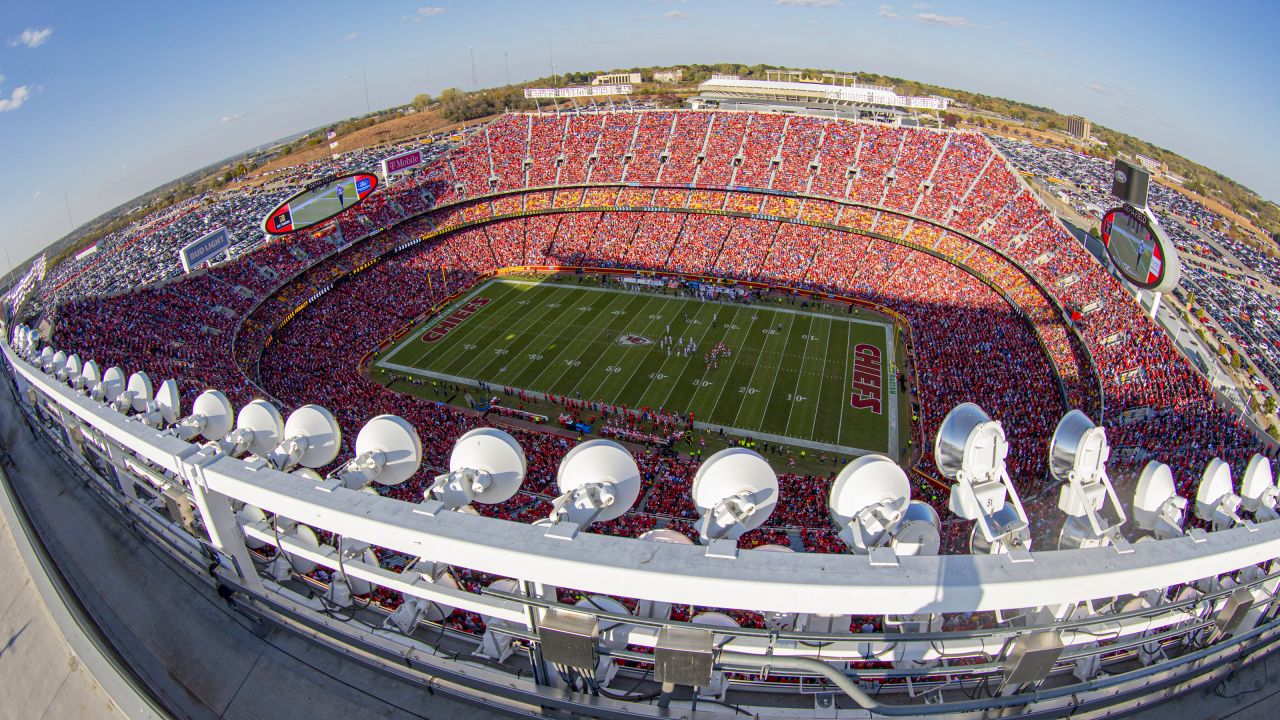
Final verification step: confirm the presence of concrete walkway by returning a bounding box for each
[0,465,130,720]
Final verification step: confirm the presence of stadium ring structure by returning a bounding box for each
[5,108,1280,718]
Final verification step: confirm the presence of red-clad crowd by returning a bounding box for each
[44,109,1275,637]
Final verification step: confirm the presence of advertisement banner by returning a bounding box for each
[179,228,230,273]
[381,149,425,177]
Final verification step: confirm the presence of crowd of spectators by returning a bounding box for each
[37,110,1279,632]
[30,129,476,322]
[990,135,1280,392]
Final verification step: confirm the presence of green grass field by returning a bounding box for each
[375,278,898,455]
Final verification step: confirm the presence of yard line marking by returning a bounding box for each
[527,290,635,390]
[579,295,681,401]
[652,300,727,413]
[733,309,794,430]
[453,284,568,379]
[477,283,621,385]
[591,295,686,405]
[782,314,815,437]
[700,305,755,419]
[627,297,708,406]
[833,317,853,445]
[428,283,557,372]
[538,291,652,393]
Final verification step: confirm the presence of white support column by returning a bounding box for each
[182,448,263,593]
[105,445,139,503]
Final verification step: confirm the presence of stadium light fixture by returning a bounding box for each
[545,440,641,534]
[329,414,422,490]
[264,404,342,471]
[56,353,80,383]
[827,454,940,558]
[169,389,235,443]
[1195,458,1248,531]
[111,371,154,415]
[44,349,65,376]
[692,448,778,546]
[205,398,283,458]
[137,379,181,429]
[1239,455,1278,522]
[934,403,1030,554]
[422,427,526,512]
[1132,461,1187,540]
[1049,411,1129,550]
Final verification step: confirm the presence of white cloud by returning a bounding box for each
[343,31,360,40]
[665,10,687,18]
[0,85,31,112]
[220,111,247,124]
[775,0,842,6]
[910,2,932,8]
[407,7,446,22]
[10,27,52,49]
[914,12,974,28]
[878,4,902,19]
[1084,81,1118,98]
[31,190,40,200]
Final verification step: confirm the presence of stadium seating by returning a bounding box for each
[41,109,1269,593]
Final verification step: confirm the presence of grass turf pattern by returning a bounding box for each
[377,278,896,455]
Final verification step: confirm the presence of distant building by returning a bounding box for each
[1066,115,1091,142]
[654,69,683,84]
[592,72,641,86]
[1135,153,1167,174]
[688,75,950,123]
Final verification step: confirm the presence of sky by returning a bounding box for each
[0,0,1277,268]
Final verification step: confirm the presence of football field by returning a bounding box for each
[375,278,898,455]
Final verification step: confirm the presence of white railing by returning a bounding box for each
[7,332,1280,718]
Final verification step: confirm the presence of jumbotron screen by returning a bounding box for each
[262,172,378,235]
[1100,206,1175,291]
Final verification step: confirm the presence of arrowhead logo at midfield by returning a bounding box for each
[617,333,654,346]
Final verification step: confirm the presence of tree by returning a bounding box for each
[1230,350,1242,370]
[941,112,960,129]
[411,93,433,110]
[1265,395,1277,415]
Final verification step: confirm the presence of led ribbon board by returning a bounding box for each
[262,172,379,235]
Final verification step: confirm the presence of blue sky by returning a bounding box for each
[1,0,1277,266]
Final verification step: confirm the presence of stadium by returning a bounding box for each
[3,67,1280,719]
